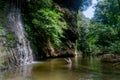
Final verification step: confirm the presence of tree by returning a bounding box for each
[87,0,120,55]
[77,12,90,56]
[93,0,120,26]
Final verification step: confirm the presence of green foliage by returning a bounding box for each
[77,16,120,55]
[77,14,90,54]
[6,33,15,40]
[23,0,69,58]
[31,8,67,46]
[93,0,120,26]
[87,23,120,54]
[91,0,120,54]
[24,0,52,13]
[76,0,120,56]
[22,0,93,58]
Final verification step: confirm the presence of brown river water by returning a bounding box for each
[0,57,120,80]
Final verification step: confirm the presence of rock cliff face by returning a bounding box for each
[0,1,33,69]
[20,0,82,59]
[52,0,80,57]
[0,0,81,62]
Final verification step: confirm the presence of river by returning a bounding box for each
[0,57,120,80]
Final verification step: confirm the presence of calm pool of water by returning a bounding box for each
[0,57,120,80]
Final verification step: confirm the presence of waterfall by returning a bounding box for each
[6,0,33,66]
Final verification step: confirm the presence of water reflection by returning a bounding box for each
[0,57,120,80]
[0,64,33,80]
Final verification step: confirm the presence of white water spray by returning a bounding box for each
[7,4,33,65]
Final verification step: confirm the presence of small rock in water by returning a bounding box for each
[64,58,72,64]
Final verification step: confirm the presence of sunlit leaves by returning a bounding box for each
[32,8,67,46]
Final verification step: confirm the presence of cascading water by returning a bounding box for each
[6,0,33,66]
